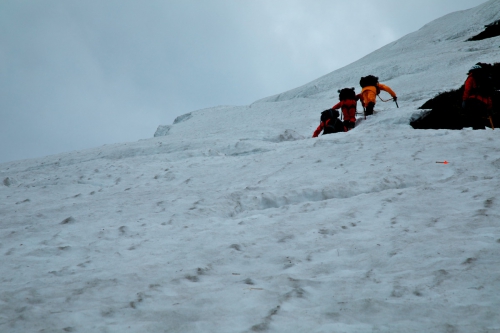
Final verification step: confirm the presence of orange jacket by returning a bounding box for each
[332,99,357,122]
[360,83,396,106]
[463,74,493,109]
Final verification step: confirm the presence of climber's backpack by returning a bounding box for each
[338,87,356,101]
[320,109,345,134]
[471,66,495,97]
[360,75,380,94]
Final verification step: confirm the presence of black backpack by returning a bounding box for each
[360,75,380,95]
[320,109,344,134]
[359,75,379,88]
[471,64,495,97]
[338,87,356,101]
[321,109,339,122]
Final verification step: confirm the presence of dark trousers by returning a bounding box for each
[344,120,355,130]
[364,102,375,116]
[463,99,488,130]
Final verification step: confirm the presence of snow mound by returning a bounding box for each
[153,125,171,137]
[266,129,306,143]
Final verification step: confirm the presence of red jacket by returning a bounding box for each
[312,118,346,137]
[463,74,492,109]
[332,99,357,122]
[312,119,328,138]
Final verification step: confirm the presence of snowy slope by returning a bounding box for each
[256,0,500,104]
[1,1,500,333]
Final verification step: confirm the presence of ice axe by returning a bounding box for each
[488,115,495,130]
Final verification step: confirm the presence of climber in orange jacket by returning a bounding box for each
[358,75,397,116]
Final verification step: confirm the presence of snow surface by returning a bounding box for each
[1,1,500,332]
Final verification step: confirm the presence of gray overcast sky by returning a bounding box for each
[0,0,487,164]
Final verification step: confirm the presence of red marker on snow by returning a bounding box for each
[436,161,449,164]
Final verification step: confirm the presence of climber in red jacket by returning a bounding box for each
[462,63,494,129]
[332,87,359,130]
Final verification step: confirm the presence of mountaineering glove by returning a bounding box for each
[393,96,398,102]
